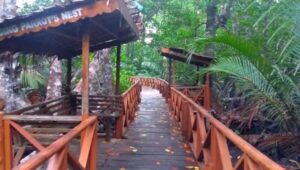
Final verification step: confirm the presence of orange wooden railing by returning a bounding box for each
[176,86,205,106]
[0,79,142,169]
[115,79,142,138]
[0,113,97,170]
[131,77,285,170]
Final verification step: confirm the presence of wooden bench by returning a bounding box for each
[74,94,123,140]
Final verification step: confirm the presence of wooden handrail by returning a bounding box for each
[14,116,97,170]
[0,114,98,170]
[115,80,142,138]
[8,96,69,115]
[172,88,284,170]
[131,77,285,170]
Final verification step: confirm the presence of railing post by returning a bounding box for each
[115,106,125,138]
[1,112,12,170]
[203,74,211,110]
[0,112,4,170]
[181,100,189,140]
[88,123,97,170]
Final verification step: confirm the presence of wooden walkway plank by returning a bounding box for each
[99,87,199,170]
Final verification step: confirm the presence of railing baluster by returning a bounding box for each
[79,122,96,168]
[211,127,233,170]
[234,154,245,170]
[88,123,97,170]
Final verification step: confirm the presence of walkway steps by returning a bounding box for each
[98,87,199,170]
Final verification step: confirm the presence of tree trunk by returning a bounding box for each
[93,49,113,95]
[46,57,62,100]
[205,0,233,57]
[74,48,113,95]
[205,0,218,57]
[0,54,27,112]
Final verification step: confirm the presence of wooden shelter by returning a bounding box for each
[0,0,143,58]
[160,47,213,67]
[160,47,213,109]
[0,0,143,115]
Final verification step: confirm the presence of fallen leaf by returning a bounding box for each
[165,148,171,153]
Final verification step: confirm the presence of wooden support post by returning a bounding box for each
[204,74,211,110]
[168,58,172,98]
[172,60,176,85]
[65,58,72,94]
[196,66,200,85]
[0,112,4,170]
[115,45,121,95]
[81,32,90,120]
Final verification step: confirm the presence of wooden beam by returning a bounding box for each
[81,30,90,120]
[9,121,44,151]
[4,115,81,124]
[115,45,122,95]
[118,0,139,38]
[90,19,118,39]
[13,146,26,167]
[46,30,81,43]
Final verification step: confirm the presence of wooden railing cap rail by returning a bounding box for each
[4,115,81,123]
[7,96,69,115]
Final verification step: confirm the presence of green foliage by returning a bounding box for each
[202,33,300,132]
[18,55,47,90]
[19,0,53,15]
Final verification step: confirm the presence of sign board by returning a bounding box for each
[0,8,82,38]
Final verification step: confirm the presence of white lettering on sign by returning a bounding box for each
[0,8,82,37]
[61,8,82,20]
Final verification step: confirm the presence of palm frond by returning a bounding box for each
[206,56,277,100]
[196,33,273,76]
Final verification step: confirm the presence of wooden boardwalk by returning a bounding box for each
[98,87,199,170]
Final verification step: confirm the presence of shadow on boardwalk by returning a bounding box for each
[98,87,199,170]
